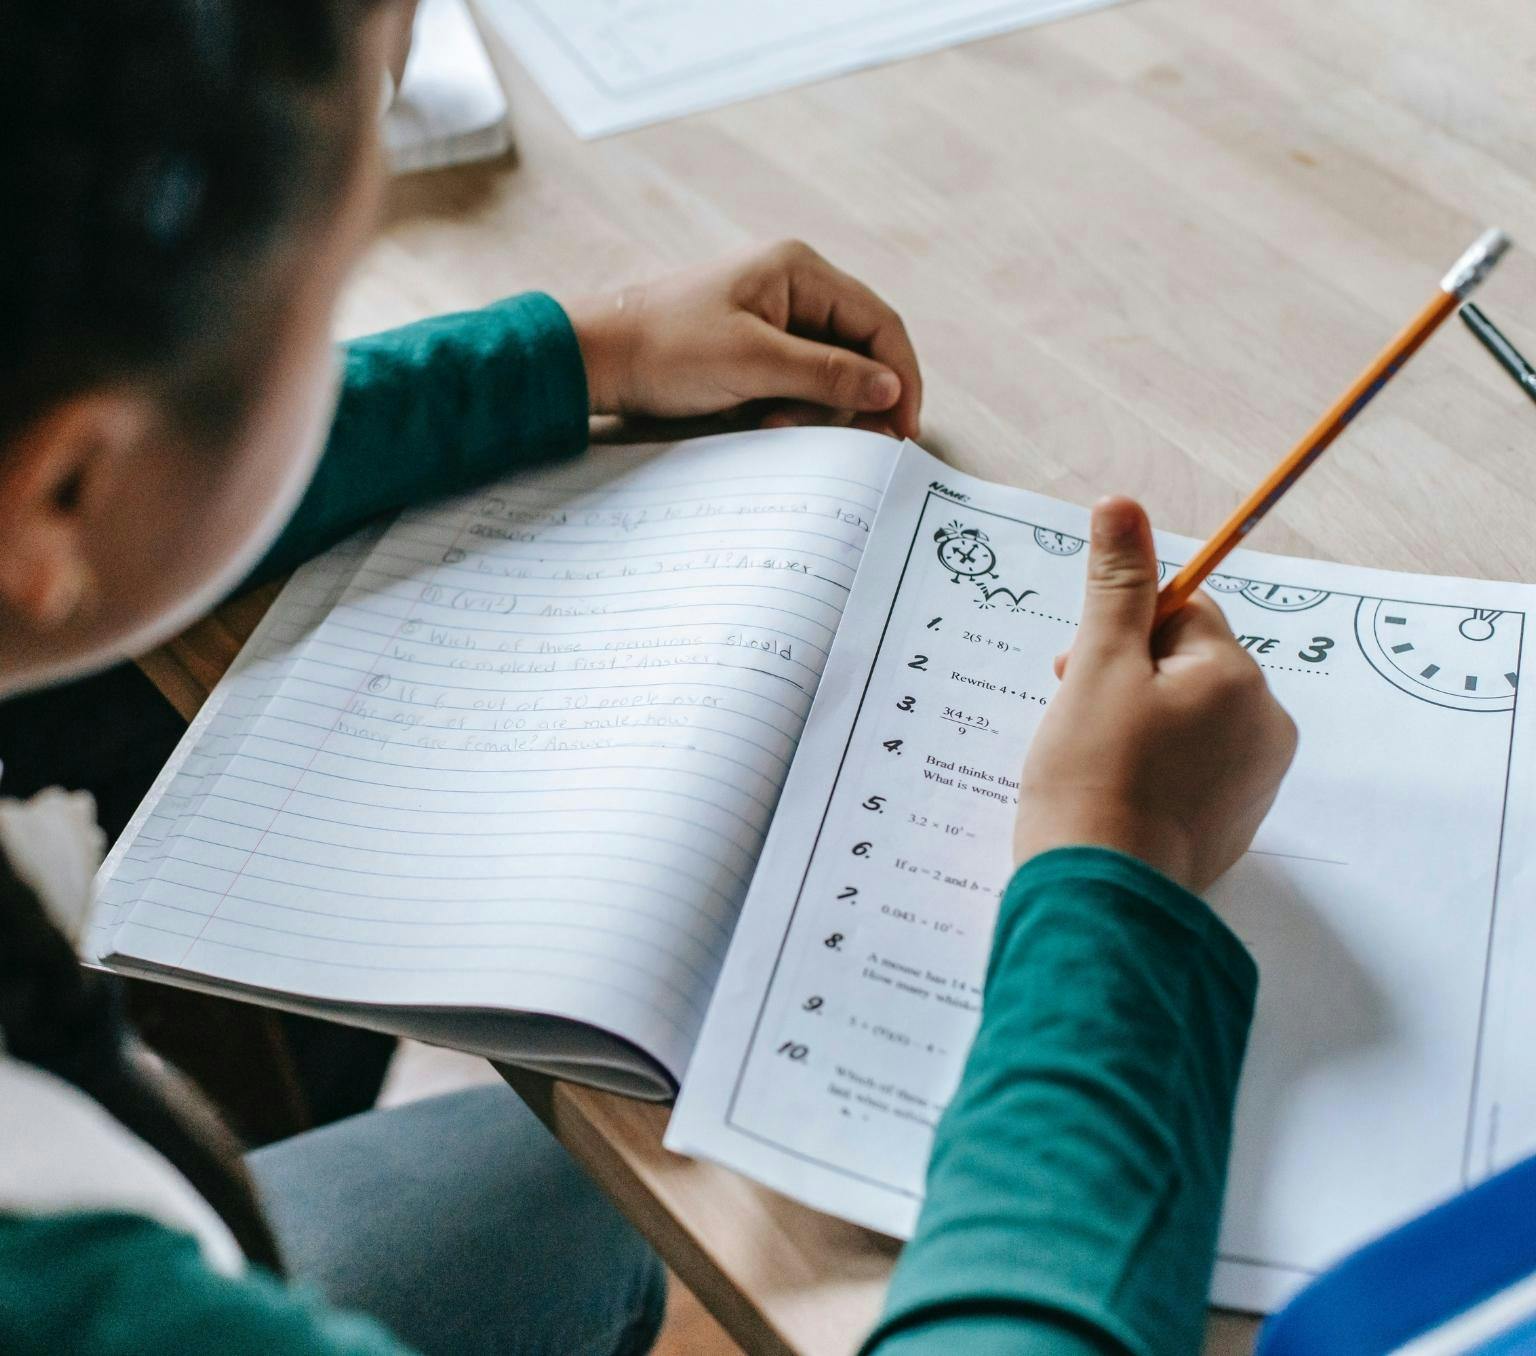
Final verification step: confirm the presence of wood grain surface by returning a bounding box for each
[138,1,1536,1350]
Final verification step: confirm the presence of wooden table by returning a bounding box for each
[139,2,1536,1351]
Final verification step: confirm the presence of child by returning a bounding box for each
[0,2,1295,1353]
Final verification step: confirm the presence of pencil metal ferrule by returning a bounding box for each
[1442,228,1511,299]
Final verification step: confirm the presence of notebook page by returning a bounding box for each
[87,528,376,966]
[669,441,1536,1311]
[99,428,898,1082]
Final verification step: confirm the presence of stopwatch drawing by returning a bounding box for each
[1207,573,1249,593]
[1355,599,1521,712]
[1241,580,1329,612]
[1033,527,1083,557]
[934,523,998,582]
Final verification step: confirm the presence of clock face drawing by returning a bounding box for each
[1207,573,1249,593]
[1033,527,1083,557]
[934,523,998,581]
[1355,600,1521,712]
[1192,574,1325,609]
[1241,581,1329,612]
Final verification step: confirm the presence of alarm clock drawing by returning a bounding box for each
[1355,599,1521,712]
[934,523,998,582]
[1033,527,1083,557]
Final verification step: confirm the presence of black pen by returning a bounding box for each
[1461,303,1536,406]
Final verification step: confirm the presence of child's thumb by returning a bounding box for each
[1075,497,1159,664]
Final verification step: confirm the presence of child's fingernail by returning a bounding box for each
[1092,496,1138,541]
[866,371,900,406]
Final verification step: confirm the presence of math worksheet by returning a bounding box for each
[479,0,1128,138]
[669,442,1536,1310]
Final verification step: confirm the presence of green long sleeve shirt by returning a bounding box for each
[865,848,1256,1356]
[0,298,1259,1356]
[246,291,589,589]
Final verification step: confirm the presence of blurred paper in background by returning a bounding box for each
[386,0,510,174]
[480,0,1130,139]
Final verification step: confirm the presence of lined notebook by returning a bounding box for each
[94,428,1536,1312]
[93,430,894,1097]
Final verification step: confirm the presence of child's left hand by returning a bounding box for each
[565,240,922,439]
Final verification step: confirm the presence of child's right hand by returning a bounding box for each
[1013,497,1298,894]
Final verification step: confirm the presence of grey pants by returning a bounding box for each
[247,1085,666,1356]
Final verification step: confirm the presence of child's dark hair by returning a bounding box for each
[0,0,387,1271]
[0,0,384,447]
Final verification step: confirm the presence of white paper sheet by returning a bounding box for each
[385,0,510,174]
[479,0,1131,139]
[96,430,898,1087]
[668,441,1536,1312]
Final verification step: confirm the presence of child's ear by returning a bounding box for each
[0,393,149,629]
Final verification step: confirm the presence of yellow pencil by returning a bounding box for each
[1155,228,1512,624]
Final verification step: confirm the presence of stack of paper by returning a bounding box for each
[385,0,511,174]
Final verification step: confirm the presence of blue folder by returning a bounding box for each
[1258,1153,1536,1354]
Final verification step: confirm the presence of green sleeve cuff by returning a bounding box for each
[870,1308,1110,1356]
[863,848,1258,1356]
[245,292,589,588]
[1000,847,1258,999]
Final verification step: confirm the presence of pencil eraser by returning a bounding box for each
[1443,229,1512,298]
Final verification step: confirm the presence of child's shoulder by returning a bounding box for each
[0,1053,242,1270]
[0,1204,408,1356]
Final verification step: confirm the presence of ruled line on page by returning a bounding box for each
[274,592,853,622]
[113,856,741,936]
[167,748,796,804]
[117,920,705,1038]
[165,794,767,861]
[155,861,739,929]
[149,773,780,847]
[236,694,804,780]
[176,733,778,832]
[416,472,886,498]
[144,831,742,902]
[133,878,733,953]
[249,657,813,722]
[329,565,855,615]
[221,674,810,745]
[202,717,786,821]
[217,692,797,780]
[295,623,828,680]
[311,609,837,657]
[261,635,813,694]
[132,895,723,990]
[181,815,759,891]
